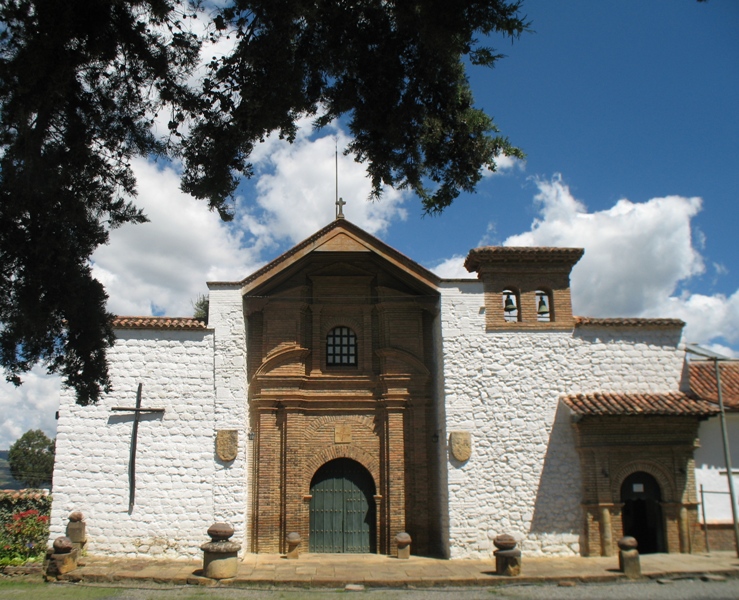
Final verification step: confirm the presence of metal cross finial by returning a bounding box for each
[336,196,346,219]
[111,383,164,513]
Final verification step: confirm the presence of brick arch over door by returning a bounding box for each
[305,445,380,493]
[611,461,677,503]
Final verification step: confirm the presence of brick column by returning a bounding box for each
[599,504,614,557]
[253,404,282,553]
[310,305,323,374]
[384,400,406,555]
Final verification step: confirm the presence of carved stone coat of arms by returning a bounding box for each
[449,431,472,462]
[216,430,239,462]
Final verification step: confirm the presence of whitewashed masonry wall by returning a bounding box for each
[50,328,220,558]
[438,280,685,558]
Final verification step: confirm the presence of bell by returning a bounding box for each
[537,295,549,315]
[504,294,516,313]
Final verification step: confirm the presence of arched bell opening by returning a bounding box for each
[620,471,666,554]
[309,458,377,553]
[502,288,520,323]
[536,289,553,322]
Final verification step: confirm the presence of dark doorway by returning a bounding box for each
[621,471,665,554]
[309,458,376,553]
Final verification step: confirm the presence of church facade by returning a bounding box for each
[50,219,718,559]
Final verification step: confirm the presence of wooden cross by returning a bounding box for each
[112,383,164,513]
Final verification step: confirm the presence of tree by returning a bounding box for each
[0,1,200,404]
[192,294,209,323]
[8,429,55,488]
[0,1,527,404]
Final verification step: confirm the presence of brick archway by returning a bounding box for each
[305,445,380,493]
[611,460,676,503]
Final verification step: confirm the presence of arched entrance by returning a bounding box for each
[621,471,666,553]
[309,458,376,553]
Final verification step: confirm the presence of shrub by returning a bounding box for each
[1,509,49,562]
[0,491,51,564]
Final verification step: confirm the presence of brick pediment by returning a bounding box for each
[314,231,371,253]
[228,219,439,295]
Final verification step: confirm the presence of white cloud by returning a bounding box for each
[0,367,60,450]
[92,158,260,317]
[482,153,525,178]
[432,255,469,279]
[505,175,705,317]
[501,174,738,351]
[243,117,408,247]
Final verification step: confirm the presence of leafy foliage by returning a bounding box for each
[0,1,200,404]
[182,0,527,215]
[192,294,209,323]
[7,430,55,488]
[0,490,51,564]
[0,508,49,562]
[0,1,527,403]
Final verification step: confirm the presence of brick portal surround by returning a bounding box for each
[245,254,440,555]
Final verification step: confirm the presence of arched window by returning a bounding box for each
[502,289,519,322]
[536,289,552,322]
[326,326,357,366]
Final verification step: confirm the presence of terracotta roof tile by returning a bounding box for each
[464,246,584,272]
[574,317,685,328]
[562,391,718,417]
[689,361,739,411]
[112,316,208,330]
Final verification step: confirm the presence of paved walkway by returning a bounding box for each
[57,551,739,588]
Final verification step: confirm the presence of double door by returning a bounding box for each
[309,458,376,553]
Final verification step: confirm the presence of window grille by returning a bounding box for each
[326,326,357,366]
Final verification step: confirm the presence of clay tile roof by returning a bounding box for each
[464,246,584,272]
[689,361,739,411]
[112,316,208,330]
[574,317,685,328]
[561,391,719,417]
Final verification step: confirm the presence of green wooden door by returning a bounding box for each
[309,458,376,553]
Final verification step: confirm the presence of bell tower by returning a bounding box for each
[464,247,584,331]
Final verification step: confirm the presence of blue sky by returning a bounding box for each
[390,0,737,288]
[1,0,738,448]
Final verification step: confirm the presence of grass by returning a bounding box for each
[0,581,363,600]
[0,579,122,599]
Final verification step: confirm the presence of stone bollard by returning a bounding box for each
[618,536,641,579]
[200,523,241,580]
[286,532,301,559]
[396,532,412,559]
[66,511,87,552]
[493,534,522,577]
[44,536,79,579]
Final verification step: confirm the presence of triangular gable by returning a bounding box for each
[228,219,439,295]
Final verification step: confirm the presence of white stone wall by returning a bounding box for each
[207,285,249,550]
[438,280,685,558]
[695,414,739,523]
[50,328,216,558]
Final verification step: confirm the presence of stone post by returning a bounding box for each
[286,532,301,559]
[493,534,522,577]
[201,523,241,580]
[618,536,641,579]
[65,511,87,552]
[396,532,412,559]
[44,536,79,580]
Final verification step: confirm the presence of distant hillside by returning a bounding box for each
[0,450,23,490]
